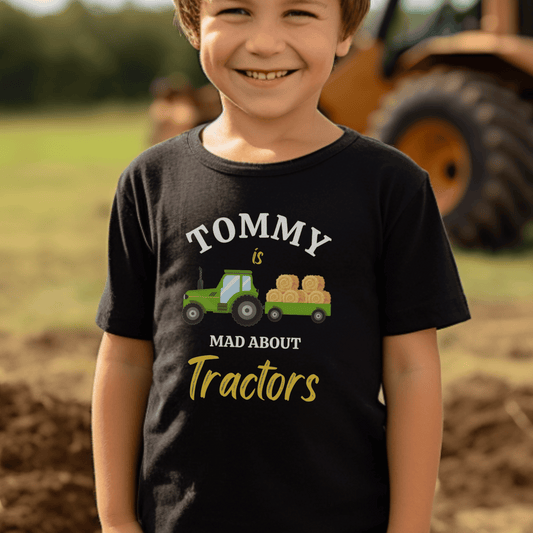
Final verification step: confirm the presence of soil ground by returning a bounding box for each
[1,299,533,533]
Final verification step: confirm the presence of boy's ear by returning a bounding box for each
[335,33,355,58]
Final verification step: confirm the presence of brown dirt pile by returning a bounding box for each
[0,381,99,533]
[433,374,533,532]
[440,374,533,508]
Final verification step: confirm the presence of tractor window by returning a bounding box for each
[221,275,240,304]
[242,276,251,292]
[382,0,481,76]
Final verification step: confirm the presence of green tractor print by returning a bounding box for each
[182,268,263,327]
[183,269,331,327]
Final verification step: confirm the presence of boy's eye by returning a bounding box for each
[286,10,316,18]
[218,8,249,15]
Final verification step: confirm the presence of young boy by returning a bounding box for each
[91,0,471,532]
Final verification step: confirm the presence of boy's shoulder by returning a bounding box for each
[347,130,428,184]
[334,128,429,205]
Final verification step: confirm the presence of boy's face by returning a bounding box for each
[194,0,353,122]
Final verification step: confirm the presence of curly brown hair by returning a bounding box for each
[172,0,371,49]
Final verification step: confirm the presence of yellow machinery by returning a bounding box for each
[320,0,533,249]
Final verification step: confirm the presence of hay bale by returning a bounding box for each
[282,290,300,303]
[266,289,283,302]
[276,275,299,291]
[302,275,325,292]
[308,291,325,304]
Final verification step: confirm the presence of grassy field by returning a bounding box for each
[1,104,533,334]
[0,103,151,333]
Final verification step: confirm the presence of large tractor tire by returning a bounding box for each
[368,68,533,249]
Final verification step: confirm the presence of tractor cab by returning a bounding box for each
[219,271,254,304]
[183,269,262,326]
[379,0,482,77]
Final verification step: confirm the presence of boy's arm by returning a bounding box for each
[92,332,154,531]
[382,328,443,533]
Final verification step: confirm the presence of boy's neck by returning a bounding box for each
[200,109,344,164]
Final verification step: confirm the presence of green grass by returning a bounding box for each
[452,240,533,302]
[0,102,149,333]
[1,103,532,333]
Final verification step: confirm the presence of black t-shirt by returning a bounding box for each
[96,123,470,533]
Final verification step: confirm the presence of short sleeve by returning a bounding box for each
[379,173,470,336]
[96,170,156,340]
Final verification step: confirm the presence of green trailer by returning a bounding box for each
[265,302,331,324]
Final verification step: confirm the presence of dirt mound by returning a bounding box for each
[433,374,533,533]
[0,328,101,404]
[441,374,533,507]
[0,381,100,533]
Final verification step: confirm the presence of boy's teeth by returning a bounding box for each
[244,70,289,79]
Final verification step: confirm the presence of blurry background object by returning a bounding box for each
[148,72,221,145]
[320,0,533,250]
[0,0,208,109]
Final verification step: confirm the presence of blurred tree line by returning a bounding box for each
[0,1,207,109]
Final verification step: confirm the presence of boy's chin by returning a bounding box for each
[222,103,302,122]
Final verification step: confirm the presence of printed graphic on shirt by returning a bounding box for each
[264,274,331,325]
[187,355,319,402]
[182,268,331,327]
[185,213,333,257]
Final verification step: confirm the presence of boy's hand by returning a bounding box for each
[102,521,144,533]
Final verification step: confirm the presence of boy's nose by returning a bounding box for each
[245,31,285,56]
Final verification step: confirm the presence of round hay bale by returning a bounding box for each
[276,274,299,291]
[266,289,283,302]
[302,275,325,292]
[282,290,300,303]
[308,291,325,304]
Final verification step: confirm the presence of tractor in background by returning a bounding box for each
[320,0,533,249]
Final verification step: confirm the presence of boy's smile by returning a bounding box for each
[195,0,353,125]
[237,69,293,80]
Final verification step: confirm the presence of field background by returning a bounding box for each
[1,105,533,532]
[0,103,149,333]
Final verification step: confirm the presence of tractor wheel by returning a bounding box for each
[311,309,326,324]
[183,303,204,325]
[232,296,263,327]
[368,68,533,249]
[267,307,283,323]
